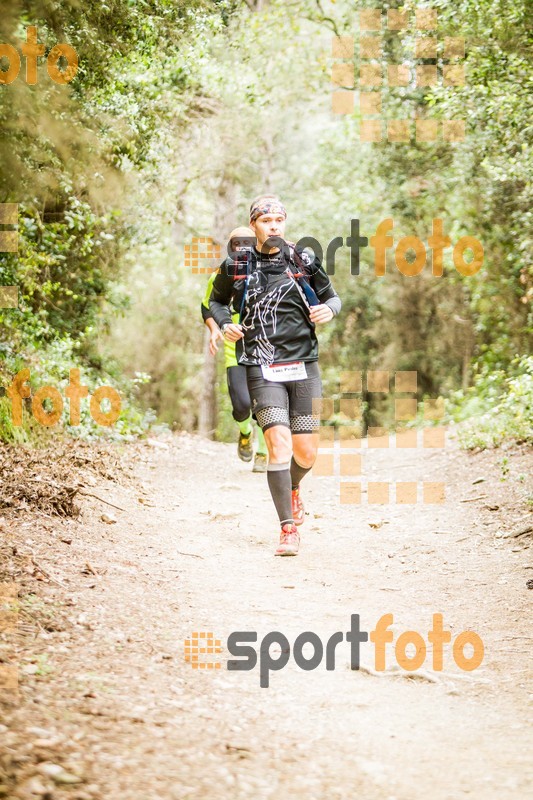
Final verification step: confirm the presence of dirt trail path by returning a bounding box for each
[1,434,532,799]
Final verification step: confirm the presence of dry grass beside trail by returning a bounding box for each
[0,433,532,800]
[0,440,137,518]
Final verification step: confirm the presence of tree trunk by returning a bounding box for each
[245,0,266,10]
[198,327,217,438]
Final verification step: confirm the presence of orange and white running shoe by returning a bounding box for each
[275,524,300,557]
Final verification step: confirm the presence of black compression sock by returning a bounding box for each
[267,463,294,526]
[290,456,311,490]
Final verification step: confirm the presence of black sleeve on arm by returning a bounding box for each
[201,303,213,322]
[209,262,235,329]
[309,257,342,316]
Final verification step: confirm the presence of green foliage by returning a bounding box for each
[0,0,531,447]
[0,337,156,443]
[1,201,125,348]
[450,356,533,448]
[0,0,235,444]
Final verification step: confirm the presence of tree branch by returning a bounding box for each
[313,0,341,38]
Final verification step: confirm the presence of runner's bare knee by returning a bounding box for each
[265,426,292,463]
[292,434,319,468]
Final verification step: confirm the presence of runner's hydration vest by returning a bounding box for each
[227,244,320,323]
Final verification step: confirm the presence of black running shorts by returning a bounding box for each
[246,361,322,434]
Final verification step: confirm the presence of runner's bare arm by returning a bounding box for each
[204,317,224,354]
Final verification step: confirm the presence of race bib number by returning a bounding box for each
[261,362,307,382]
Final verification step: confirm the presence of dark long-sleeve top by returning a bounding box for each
[209,244,341,366]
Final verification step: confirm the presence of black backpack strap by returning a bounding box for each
[237,248,255,322]
[287,242,309,277]
[286,243,320,307]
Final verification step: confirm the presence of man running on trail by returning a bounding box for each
[201,226,268,472]
[209,195,341,556]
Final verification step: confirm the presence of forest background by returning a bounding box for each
[0,0,531,449]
